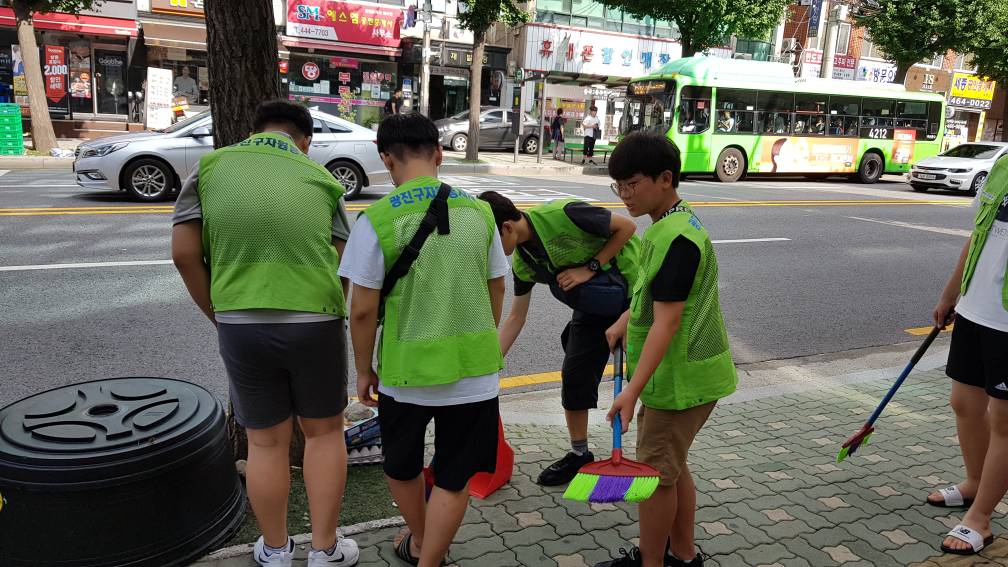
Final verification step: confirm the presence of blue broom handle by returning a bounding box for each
[612,343,624,450]
[866,326,941,426]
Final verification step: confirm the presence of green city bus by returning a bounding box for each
[620,56,946,183]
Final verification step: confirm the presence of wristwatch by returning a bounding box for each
[587,258,602,272]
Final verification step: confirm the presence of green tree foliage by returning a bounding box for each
[455,0,528,160]
[967,0,1008,140]
[594,0,790,57]
[854,0,970,84]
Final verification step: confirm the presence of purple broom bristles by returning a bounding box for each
[588,475,634,503]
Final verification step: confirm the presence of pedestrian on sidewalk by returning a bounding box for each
[597,132,738,567]
[341,113,508,567]
[928,158,1008,556]
[477,191,640,487]
[171,100,359,567]
[581,106,600,165]
[551,107,567,161]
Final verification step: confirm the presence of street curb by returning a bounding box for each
[0,156,74,170]
[439,163,608,176]
[199,516,406,561]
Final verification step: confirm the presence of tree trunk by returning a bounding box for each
[894,62,912,86]
[204,0,280,148]
[1001,92,1008,142]
[465,32,486,162]
[12,2,57,154]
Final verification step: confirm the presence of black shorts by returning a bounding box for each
[946,315,1008,400]
[378,393,499,492]
[218,320,350,429]
[560,310,620,411]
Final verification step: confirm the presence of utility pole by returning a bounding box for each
[537,75,547,164]
[419,0,432,117]
[821,3,847,79]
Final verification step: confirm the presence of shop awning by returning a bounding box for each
[0,8,137,37]
[140,20,207,50]
[281,35,401,58]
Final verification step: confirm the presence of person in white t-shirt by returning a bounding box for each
[929,158,1008,556]
[581,106,600,165]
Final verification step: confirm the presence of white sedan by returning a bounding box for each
[73,109,389,202]
[909,141,1008,195]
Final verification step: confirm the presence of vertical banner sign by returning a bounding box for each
[807,0,823,37]
[145,67,174,130]
[892,129,916,164]
[11,46,27,100]
[43,45,70,119]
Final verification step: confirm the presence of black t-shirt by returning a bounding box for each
[651,236,701,302]
[514,202,611,296]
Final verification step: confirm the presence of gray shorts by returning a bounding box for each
[218,319,349,429]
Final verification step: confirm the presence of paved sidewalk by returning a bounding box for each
[440,150,606,176]
[198,369,1008,566]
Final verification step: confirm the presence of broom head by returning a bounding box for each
[563,449,661,503]
[836,424,874,463]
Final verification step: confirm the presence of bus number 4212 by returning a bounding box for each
[868,128,889,139]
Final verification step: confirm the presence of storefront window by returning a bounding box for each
[288,53,397,128]
[95,50,127,115]
[34,32,130,117]
[68,40,92,115]
[146,46,210,107]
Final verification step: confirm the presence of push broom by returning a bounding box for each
[837,325,942,463]
[564,343,660,503]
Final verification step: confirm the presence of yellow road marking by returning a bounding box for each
[905,325,953,336]
[498,364,614,390]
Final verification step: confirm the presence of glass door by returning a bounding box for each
[94,49,128,116]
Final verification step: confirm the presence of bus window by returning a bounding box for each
[926,101,942,140]
[794,93,827,135]
[860,98,895,130]
[622,80,676,136]
[828,96,860,137]
[757,92,794,135]
[679,86,712,134]
[715,88,756,134]
[896,100,929,139]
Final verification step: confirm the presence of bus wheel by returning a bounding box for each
[715,148,745,183]
[855,153,883,184]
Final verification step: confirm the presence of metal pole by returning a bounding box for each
[821,4,845,79]
[420,1,432,117]
[513,80,523,164]
[537,76,547,164]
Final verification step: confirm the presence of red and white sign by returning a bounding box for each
[302,61,321,81]
[0,8,136,36]
[43,45,67,104]
[801,49,857,80]
[279,60,290,74]
[892,129,916,164]
[286,0,402,47]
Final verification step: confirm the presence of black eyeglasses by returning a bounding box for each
[610,178,644,198]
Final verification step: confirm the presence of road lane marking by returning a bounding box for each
[847,216,972,237]
[905,325,953,336]
[712,238,790,244]
[0,260,174,272]
[0,184,80,188]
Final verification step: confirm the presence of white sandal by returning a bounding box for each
[941,524,994,555]
[926,485,974,508]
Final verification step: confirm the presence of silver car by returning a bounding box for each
[909,141,1008,195]
[435,107,541,154]
[73,109,389,202]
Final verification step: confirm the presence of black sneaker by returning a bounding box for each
[536,451,594,486]
[594,547,642,567]
[666,552,703,566]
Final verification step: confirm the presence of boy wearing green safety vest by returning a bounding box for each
[477,192,640,486]
[340,113,508,567]
[171,100,358,567]
[596,133,737,567]
[929,158,1008,556]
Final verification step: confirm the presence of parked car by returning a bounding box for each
[435,107,540,154]
[73,109,389,202]
[908,141,1008,195]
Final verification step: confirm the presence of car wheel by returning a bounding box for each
[855,153,883,184]
[451,134,468,153]
[522,136,539,154]
[328,160,365,200]
[910,183,929,193]
[123,158,174,202]
[715,148,746,183]
[968,171,987,196]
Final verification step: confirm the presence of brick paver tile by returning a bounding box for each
[767,470,793,480]
[711,478,740,489]
[818,496,851,509]
[861,453,889,463]
[870,485,901,497]
[698,521,733,536]
[767,446,791,454]
[515,511,548,528]
[880,529,918,546]
[717,452,743,460]
[552,552,589,566]
[768,421,789,430]
[724,429,747,438]
[822,545,861,563]
[763,508,795,522]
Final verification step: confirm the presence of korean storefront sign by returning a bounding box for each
[799,49,856,80]
[856,59,897,83]
[523,24,681,78]
[286,0,403,48]
[948,72,996,110]
[43,45,70,119]
[145,67,174,130]
[151,0,205,18]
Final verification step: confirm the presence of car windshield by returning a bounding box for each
[941,144,1002,159]
[450,110,472,120]
[160,111,211,134]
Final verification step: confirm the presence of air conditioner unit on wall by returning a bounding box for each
[782,38,799,53]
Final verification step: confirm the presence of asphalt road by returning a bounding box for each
[0,169,976,407]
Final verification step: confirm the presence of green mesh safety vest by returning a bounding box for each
[962,159,1008,310]
[627,202,737,410]
[362,176,504,387]
[512,199,641,291]
[198,132,347,316]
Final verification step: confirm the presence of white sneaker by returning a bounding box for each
[307,535,360,567]
[253,535,295,567]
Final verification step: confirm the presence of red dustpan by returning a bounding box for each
[423,416,514,499]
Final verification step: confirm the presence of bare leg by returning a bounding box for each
[565,409,589,449]
[246,417,294,548]
[668,466,697,560]
[388,475,426,558]
[299,415,347,551]
[929,382,989,504]
[943,397,1008,551]
[417,484,471,567]
[639,484,676,567]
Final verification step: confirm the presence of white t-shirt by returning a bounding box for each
[582,115,600,137]
[956,192,1008,332]
[338,214,509,406]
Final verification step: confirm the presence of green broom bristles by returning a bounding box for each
[623,476,660,502]
[563,472,600,501]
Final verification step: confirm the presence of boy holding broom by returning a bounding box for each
[597,132,737,567]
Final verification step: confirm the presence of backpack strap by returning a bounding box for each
[380,183,453,302]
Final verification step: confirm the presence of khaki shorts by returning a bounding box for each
[636,401,716,486]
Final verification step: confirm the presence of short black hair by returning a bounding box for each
[253,99,313,139]
[556,108,564,114]
[478,190,522,230]
[377,113,439,161]
[608,132,681,187]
